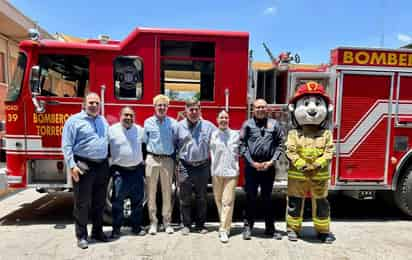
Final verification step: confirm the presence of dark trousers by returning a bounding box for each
[111,164,145,230]
[177,160,209,228]
[72,159,109,240]
[243,164,276,230]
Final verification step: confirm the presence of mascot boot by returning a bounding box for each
[286,81,335,243]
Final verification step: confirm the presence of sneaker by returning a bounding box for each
[181,227,190,236]
[77,238,88,249]
[287,230,299,242]
[165,225,174,234]
[219,231,229,243]
[148,224,157,235]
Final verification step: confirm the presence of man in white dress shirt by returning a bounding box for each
[109,106,145,238]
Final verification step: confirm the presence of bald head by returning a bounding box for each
[253,99,268,119]
[84,92,100,117]
[253,99,267,107]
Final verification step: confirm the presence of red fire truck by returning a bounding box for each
[4,27,412,217]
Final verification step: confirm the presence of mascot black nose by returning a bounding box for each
[308,111,317,117]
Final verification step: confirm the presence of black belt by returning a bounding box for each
[147,152,172,158]
[74,155,106,165]
[180,159,209,167]
[111,164,141,172]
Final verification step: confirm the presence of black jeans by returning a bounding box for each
[177,160,209,228]
[243,163,276,230]
[72,158,109,240]
[111,164,145,230]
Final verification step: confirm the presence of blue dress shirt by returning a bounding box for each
[62,110,109,169]
[143,115,177,156]
[175,119,216,162]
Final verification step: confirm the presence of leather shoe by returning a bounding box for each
[91,231,109,242]
[242,226,252,240]
[264,228,275,237]
[111,229,121,239]
[318,233,335,244]
[77,238,88,249]
[131,227,146,236]
[273,230,282,240]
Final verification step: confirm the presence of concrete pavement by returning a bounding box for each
[0,189,411,260]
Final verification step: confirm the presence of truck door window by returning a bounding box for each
[160,40,215,101]
[114,56,143,100]
[38,55,89,98]
[6,52,27,102]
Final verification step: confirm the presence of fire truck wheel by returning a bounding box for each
[394,169,412,217]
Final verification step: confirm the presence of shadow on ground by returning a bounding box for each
[0,190,410,227]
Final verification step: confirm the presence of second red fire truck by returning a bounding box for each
[4,27,412,218]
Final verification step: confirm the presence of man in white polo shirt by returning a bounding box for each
[109,106,145,238]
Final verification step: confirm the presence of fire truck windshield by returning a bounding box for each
[6,52,27,102]
[37,54,89,97]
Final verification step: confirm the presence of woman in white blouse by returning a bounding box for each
[210,110,240,243]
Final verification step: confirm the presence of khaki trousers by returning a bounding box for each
[212,176,238,232]
[145,154,175,225]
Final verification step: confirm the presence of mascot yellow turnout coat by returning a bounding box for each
[286,81,335,243]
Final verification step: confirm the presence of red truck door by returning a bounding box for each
[336,71,394,182]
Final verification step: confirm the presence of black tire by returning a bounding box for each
[394,169,412,217]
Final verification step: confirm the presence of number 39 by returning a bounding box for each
[7,113,18,122]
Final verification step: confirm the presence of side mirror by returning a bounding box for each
[29,65,45,113]
[30,65,41,96]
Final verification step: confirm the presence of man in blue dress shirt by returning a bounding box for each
[62,92,110,249]
[144,95,177,235]
[175,99,216,235]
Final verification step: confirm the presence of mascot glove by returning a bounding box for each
[314,158,328,168]
[294,158,307,170]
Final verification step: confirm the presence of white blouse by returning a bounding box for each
[210,128,240,177]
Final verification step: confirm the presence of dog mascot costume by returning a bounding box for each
[286,81,335,243]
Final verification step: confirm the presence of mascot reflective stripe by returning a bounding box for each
[286,81,335,242]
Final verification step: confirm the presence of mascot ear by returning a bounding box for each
[288,104,295,112]
[328,104,334,113]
